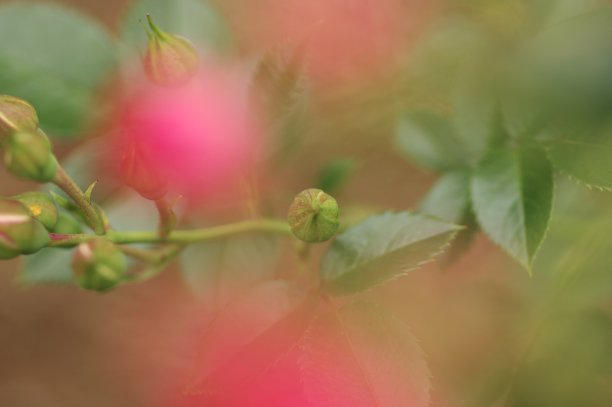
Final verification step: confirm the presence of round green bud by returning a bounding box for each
[3,130,57,182]
[52,211,83,235]
[0,95,38,141]
[287,188,340,243]
[143,15,199,87]
[72,239,127,292]
[0,199,50,259]
[12,191,58,231]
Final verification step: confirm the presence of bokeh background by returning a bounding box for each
[1,0,612,406]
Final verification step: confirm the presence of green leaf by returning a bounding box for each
[301,301,431,407]
[548,122,612,190]
[420,170,478,265]
[471,145,554,272]
[187,280,316,397]
[0,4,116,137]
[420,170,471,224]
[18,248,74,285]
[320,212,461,295]
[316,158,358,194]
[395,112,467,171]
[180,233,282,308]
[120,0,231,55]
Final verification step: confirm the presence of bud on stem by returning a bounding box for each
[0,95,38,141]
[72,239,127,292]
[12,191,59,231]
[143,15,199,87]
[0,199,50,259]
[3,130,57,182]
[287,188,340,243]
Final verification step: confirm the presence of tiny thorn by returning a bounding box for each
[84,181,98,203]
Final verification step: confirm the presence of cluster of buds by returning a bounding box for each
[72,239,127,292]
[0,95,57,183]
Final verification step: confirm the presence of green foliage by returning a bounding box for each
[120,0,231,54]
[0,4,116,137]
[395,112,466,171]
[316,158,357,194]
[321,212,461,295]
[471,146,554,272]
[19,248,74,285]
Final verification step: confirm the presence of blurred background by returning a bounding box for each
[1,0,612,406]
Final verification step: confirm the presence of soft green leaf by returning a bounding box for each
[120,0,231,55]
[317,158,358,194]
[320,212,461,295]
[18,248,74,285]
[420,170,471,224]
[548,122,612,190]
[0,4,116,137]
[471,145,554,272]
[180,233,282,308]
[301,301,431,407]
[420,170,478,265]
[395,112,467,171]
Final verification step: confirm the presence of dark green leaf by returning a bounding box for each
[395,112,467,171]
[471,145,554,272]
[321,212,461,295]
[0,4,116,137]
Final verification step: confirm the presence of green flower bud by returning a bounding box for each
[143,15,199,87]
[0,95,38,141]
[52,211,83,235]
[3,130,57,182]
[0,199,50,259]
[72,239,127,292]
[287,188,340,243]
[12,191,58,231]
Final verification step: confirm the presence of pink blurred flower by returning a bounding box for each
[110,62,263,205]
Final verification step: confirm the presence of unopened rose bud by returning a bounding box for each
[52,212,83,235]
[143,15,199,87]
[72,239,127,292]
[0,199,50,259]
[287,188,340,243]
[0,95,38,141]
[12,191,58,231]
[3,130,57,182]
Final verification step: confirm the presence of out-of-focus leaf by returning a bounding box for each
[301,301,431,407]
[548,122,612,190]
[420,170,478,265]
[395,112,467,171]
[0,4,116,137]
[18,248,74,285]
[320,212,461,295]
[180,233,282,308]
[120,0,231,55]
[420,170,471,224]
[187,280,317,398]
[105,192,159,232]
[471,145,553,272]
[316,158,357,194]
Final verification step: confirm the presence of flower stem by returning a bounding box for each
[52,165,106,235]
[48,218,292,247]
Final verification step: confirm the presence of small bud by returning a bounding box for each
[287,188,340,243]
[0,199,50,259]
[52,211,83,235]
[72,239,127,292]
[0,95,38,141]
[3,130,57,182]
[143,15,199,87]
[12,191,59,231]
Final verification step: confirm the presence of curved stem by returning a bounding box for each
[48,218,292,247]
[52,165,105,235]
